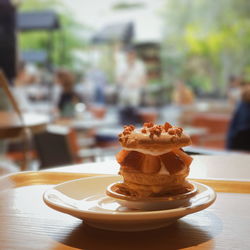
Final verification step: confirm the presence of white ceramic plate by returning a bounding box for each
[43,175,216,231]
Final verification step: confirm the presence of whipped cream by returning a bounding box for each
[158,161,170,175]
[123,147,172,156]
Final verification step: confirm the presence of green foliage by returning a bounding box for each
[161,0,250,93]
[18,0,87,69]
[19,0,59,10]
[112,2,145,10]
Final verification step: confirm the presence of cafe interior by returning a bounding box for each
[0,0,250,249]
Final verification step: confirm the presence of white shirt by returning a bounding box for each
[116,59,146,106]
[117,60,146,89]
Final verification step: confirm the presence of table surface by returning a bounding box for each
[0,111,49,138]
[0,154,250,250]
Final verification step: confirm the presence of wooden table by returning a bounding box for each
[0,154,250,249]
[0,111,49,139]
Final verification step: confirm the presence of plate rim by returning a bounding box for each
[43,175,217,220]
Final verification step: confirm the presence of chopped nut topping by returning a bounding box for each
[123,130,130,135]
[120,122,181,140]
[168,127,183,136]
[122,125,135,136]
[155,125,163,130]
[129,125,135,130]
[176,128,183,137]
[143,122,154,128]
[123,125,135,131]
[148,125,163,137]
[168,128,176,135]
[154,125,162,136]
[154,129,161,137]
[149,127,155,138]
[164,122,172,131]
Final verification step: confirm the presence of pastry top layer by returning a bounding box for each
[118,122,191,155]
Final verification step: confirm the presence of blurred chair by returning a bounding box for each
[34,125,81,169]
[0,71,34,171]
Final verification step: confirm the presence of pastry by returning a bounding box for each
[114,122,193,197]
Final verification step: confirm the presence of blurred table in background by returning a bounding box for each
[0,111,49,139]
[55,115,118,132]
[54,112,119,162]
[0,111,50,172]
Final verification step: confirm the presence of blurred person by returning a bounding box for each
[116,47,147,107]
[52,73,62,107]
[13,61,32,111]
[227,75,243,106]
[55,69,81,117]
[24,64,49,102]
[75,74,85,98]
[85,66,107,105]
[14,63,52,113]
[15,61,28,86]
[75,73,94,105]
[226,83,250,151]
[172,80,195,106]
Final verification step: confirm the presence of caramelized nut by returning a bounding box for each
[144,122,154,128]
[154,128,162,137]
[123,130,130,135]
[176,128,182,137]
[168,128,176,135]
[128,125,135,131]
[164,122,172,131]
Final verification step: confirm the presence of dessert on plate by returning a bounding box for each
[109,122,194,198]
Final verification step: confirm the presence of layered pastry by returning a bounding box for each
[114,122,193,198]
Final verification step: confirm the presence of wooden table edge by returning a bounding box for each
[0,171,249,193]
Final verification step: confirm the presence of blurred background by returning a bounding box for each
[0,0,250,174]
